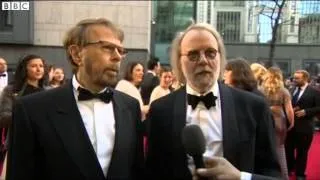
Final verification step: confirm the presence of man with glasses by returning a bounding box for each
[146,23,281,179]
[7,18,145,180]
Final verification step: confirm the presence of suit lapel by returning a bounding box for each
[49,83,105,180]
[174,85,240,166]
[296,85,310,104]
[219,84,240,167]
[172,87,187,138]
[106,91,131,179]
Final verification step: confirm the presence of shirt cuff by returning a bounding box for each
[240,172,252,180]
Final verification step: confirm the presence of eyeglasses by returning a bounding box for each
[181,48,218,62]
[84,40,128,57]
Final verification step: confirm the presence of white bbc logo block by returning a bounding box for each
[1,1,29,10]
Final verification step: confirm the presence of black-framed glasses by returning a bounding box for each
[181,48,218,62]
[84,40,128,57]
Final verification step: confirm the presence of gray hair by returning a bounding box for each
[170,23,227,84]
[63,18,124,73]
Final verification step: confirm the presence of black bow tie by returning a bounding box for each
[0,74,6,77]
[187,92,217,110]
[78,87,113,103]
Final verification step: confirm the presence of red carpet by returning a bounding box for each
[290,132,320,180]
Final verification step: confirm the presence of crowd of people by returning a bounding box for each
[0,17,319,180]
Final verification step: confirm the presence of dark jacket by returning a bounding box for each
[6,83,145,180]
[146,84,281,180]
[0,84,43,128]
[140,72,159,105]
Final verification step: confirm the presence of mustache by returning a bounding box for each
[105,66,119,72]
[194,68,212,74]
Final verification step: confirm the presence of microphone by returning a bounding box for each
[181,124,208,180]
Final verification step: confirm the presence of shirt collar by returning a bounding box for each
[147,70,156,76]
[186,81,220,99]
[298,83,308,91]
[0,71,7,75]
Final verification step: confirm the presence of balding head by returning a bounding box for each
[0,57,7,73]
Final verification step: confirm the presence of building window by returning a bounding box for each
[248,8,252,32]
[257,59,291,78]
[217,11,241,42]
[276,61,291,78]
[290,16,295,33]
[207,1,211,24]
[304,60,320,77]
[155,1,195,43]
[217,1,245,7]
[0,11,13,31]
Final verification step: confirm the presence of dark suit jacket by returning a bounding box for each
[140,72,159,105]
[6,83,145,180]
[292,85,320,134]
[146,84,281,180]
[7,71,14,84]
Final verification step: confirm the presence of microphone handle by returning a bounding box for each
[193,155,209,180]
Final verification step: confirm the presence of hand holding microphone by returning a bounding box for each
[181,125,208,180]
[196,156,241,180]
[182,125,241,180]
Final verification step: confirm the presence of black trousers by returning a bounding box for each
[285,129,313,177]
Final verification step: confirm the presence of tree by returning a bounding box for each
[258,0,287,68]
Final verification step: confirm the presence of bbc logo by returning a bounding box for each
[1,1,29,11]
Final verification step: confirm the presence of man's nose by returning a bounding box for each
[197,53,209,65]
[111,48,122,61]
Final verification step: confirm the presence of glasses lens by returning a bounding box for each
[117,48,128,56]
[186,48,218,62]
[100,43,127,57]
[204,48,217,59]
[187,50,200,62]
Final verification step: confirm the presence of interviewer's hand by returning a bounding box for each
[195,156,241,180]
[295,109,306,118]
[288,122,294,131]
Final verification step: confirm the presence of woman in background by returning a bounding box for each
[115,61,148,120]
[0,54,46,178]
[260,67,294,180]
[49,67,66,88]
[170,71,183,91]
[251,63,268,89]
[149,67,173,104]
[223,58,263,96]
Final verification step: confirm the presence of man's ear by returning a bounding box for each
[68,45,83,66]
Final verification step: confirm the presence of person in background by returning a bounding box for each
[0,54,46,178]
[44,65,55,89]
[284,78,294,91]
[0,57,13,95]
[286,70,320,180]
[223,58,264,97]
[115,61,149,120]
[149,66,173,104]
[6,18,145,180]
[170,71,183,91]
[260,67,294,180]
[251,63,267,89]
[140,57,160,105]
[49,67,66,88]
[146,23,280,180]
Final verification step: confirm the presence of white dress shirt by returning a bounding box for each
[293,83,308,102]
[147,70,156,76]
[72,76,115,177]
[186,82,252,180]
[0,71,8,94]
[186,82,223,157]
